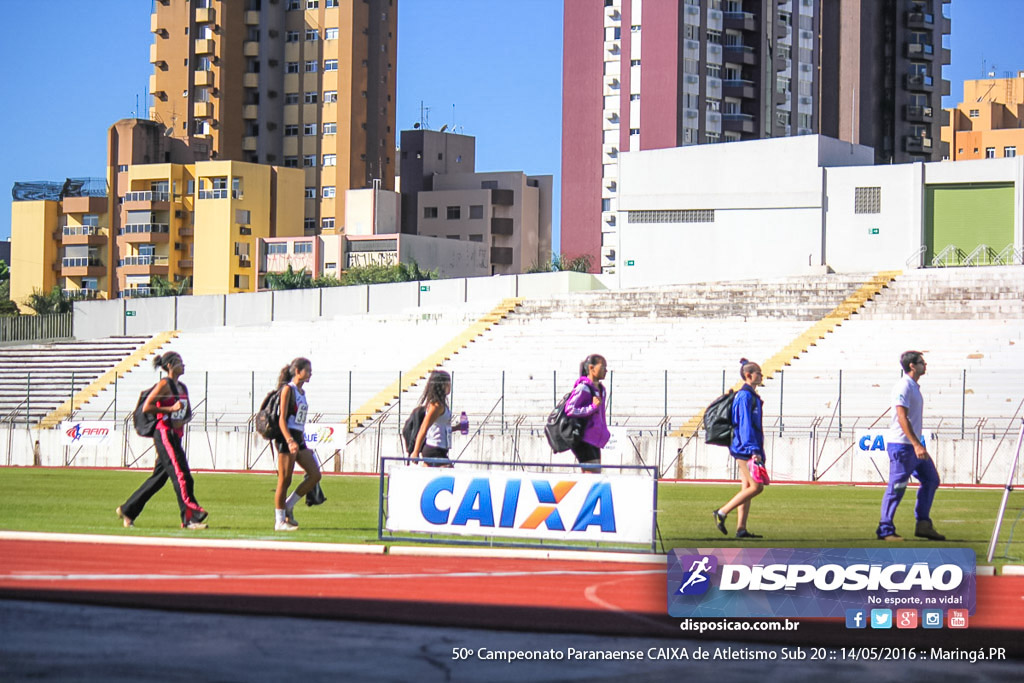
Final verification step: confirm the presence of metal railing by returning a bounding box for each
[119,255,169,267]
[123,191,170,202]
[62,226,100,236]
[119,223,169,235]
[0,313,73,345]
[61,257,102,268]
[197,189,238,200]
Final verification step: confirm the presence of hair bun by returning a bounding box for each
[739,357,749,365]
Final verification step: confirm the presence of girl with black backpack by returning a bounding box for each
[409,370,455,467]
[116,351,208,529]
[565,354,610,473]
[273,357,322,531]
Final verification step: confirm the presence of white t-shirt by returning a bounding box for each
[286,382,308,432]
[888,374,923,445]
[425,405,452,450]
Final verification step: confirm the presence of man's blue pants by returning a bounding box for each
[876,443,940,538]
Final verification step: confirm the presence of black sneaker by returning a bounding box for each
[915,520,945,541]
[712,510,727,535]
[192,508,209,525]
[736,529,762,539]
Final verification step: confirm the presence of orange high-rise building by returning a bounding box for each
[942,72,1024,161]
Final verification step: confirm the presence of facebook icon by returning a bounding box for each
[845,609,867,629]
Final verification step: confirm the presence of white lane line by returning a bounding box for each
[3,569,665,583]
[0,531,385,554]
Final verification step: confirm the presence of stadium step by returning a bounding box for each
[671,271,900,438]
[346,298,523,429]
[37,331,180,429]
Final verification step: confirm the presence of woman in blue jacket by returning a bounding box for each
[712,358,766,539]
[565,354,610,473]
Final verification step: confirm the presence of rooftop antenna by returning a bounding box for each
[419,100,431,130]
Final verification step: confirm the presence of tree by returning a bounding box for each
[22,286,73,315]
[265,265,315,290]
[526,252,594,274]
[139,276,191,298]
[339,261,438,285]
[0,260,9,284]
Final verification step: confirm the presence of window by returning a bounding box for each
[969,109,979,117]
[985,147,996,159]
[469,205,484,219]
[303,154,315,167]
[325,28,338,40]
[601,198,611,212]
[323,154,336,166]
[304,187,316,198]
[267,243,288,255]
[684,58,699,74]
[286,31,300,43]
[630,93,640,101]
[707,29,721,44]
[236,209,251,225]
[322,217,335,229]
[287,0,301,9]
[446,206,461,220]
[323,122,337,134]
[628,209,714,223]
[325,262,337,270]
[324,59,338,71]
[286,62,299,74]
[854,187,881,214]
[303,123,316,135]
[326,0,338,6]
[305,60,318,72]
[630,59,641,67]
[322,186,336,198]
[776,76,791,94]
[196,57,211,71]
[629,127,640,135]
[284,125,299,136]
[684,23,698,40]
[303,218,317,232]
[285,92,299,105]
[706,98,721,112]
[707,64,721,79]
[323,90,338,103]
[481,180,498,190]
[469,234,484,243]
[305,29,318,41]
[304,91,318,103]
[423,207,438,218]
[1006,146,1017,158]
[117,165,128,173]
[234,275,249,289]
[82,214,99,227]
[306,0,319,8]
[294,241,313,254]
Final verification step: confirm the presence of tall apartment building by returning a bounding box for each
[942,72,1024,161]
[562,0,950,273]
[149,0,396,236]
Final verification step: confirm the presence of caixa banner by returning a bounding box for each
[667,548,975,618]
[386,467,656,545]
[61,421,115,446]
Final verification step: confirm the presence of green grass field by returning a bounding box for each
[1,469,1021,567]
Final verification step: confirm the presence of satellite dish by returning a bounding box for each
[439,124,448,133]
[413,122,420,129]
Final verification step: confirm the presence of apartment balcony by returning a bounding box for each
[904,73,934,92]
[905,42,935,60]
[194,70,214,87]
[243,41,259,58]
[242,104,258,119]
[723,44,756,66]
[149,43,162,65]
[195,7,214,23]
[723,11,756,32]
[118,223,170,244]
[238,255,252,269]
[61,194,107,215]
[118,255,169,277]
[243,72,259,88]
[61,226,107,246]
[178,259,194,269]
[490,247,514,266]
[150,13,161,34]
[722,112,755,134]
[491,188,514,206]
[197,189,238,200]
[904,104,934,123]
[723,79,756,99]
[61,288,100,301]
[195,39,215,55]
[244,10,260,25]
[122,191,171,210]
[179,226,195,237]
[905,11,934,29]
[194,101,213,118]
[490,217,513,236]
[120,287,152,299]
[242,136,257,151]
[61,257,105,278]
[904,135,933,153]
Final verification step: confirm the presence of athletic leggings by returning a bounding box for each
[121,426,205,525]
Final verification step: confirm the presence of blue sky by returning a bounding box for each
[0,0,1021,250]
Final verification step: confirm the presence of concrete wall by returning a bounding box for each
[125,296,175,336]
[73,299,126,340]
[224,290,273,327]
[399,233,489,279]
[322,285,369,317]
[177,293,226,330]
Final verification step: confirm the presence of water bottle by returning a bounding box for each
[459,411,469,435]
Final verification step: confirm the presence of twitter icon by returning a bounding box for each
[870,609,893,629]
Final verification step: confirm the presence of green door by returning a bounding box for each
[924,183,1014,265]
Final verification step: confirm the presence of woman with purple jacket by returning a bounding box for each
[565,354,610,473]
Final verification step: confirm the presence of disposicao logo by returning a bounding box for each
[667,548,976,619]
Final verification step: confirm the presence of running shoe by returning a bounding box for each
[115,506,134,528]
[183,520,208,530]
[735,529,762,539]
[712,510,727,535]
[285,506,299,527]
[274,520,299,532]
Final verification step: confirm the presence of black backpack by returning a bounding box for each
[544,384,592,453]
[254,387,289,441]
[133,379,187,437]
[703,389,736,447]
[401,405,427,454]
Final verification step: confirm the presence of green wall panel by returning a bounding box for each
[924,183,1014,264]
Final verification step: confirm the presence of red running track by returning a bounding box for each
[1,538,1022,653]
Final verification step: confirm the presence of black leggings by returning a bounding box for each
[121,428,204,524]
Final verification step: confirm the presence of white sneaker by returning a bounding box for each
[184,521,208,530]
[275,520,299,531]
[285,506,298,527]
[115,506,134,528]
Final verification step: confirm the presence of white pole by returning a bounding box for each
[986,421,1024,563]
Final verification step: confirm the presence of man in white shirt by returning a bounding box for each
[876,351,944,541]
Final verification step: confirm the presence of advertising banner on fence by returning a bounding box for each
[302,423,346,450]
[61,421,115,446]
[386,467,655,544]
[667,548,976,618]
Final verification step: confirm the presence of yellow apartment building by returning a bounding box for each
[11,120,304,310]
[942,71,1024,161]
[148,0,396,236]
